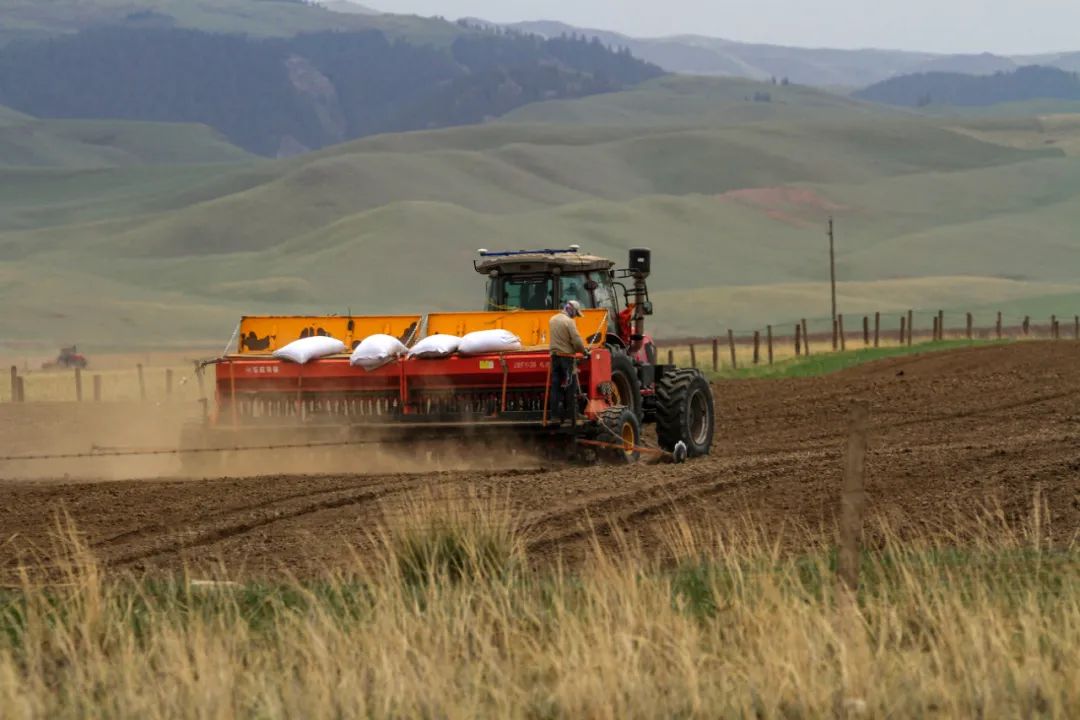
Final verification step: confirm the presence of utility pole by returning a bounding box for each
[828,216,837,329]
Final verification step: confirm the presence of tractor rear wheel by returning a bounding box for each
[609,351,642,420]
[656,369,714,458]
[597,406,641,464]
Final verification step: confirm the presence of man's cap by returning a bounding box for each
[564,300,582,317]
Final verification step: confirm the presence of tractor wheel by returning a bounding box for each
[609,351,642,420]
[656,369,714,458]
[597,406,641,464]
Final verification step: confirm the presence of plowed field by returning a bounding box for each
[2,342,1078,578]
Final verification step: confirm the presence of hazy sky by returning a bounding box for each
[365,1,1080,55]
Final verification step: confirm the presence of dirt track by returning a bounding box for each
[2,342,1078,577]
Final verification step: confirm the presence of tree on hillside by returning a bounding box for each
[855,65,1080,107]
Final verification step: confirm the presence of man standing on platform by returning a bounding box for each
[548,300,587,425]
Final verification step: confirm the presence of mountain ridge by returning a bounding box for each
[468,17,1080,88]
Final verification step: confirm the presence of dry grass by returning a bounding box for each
[0,493,1076,718]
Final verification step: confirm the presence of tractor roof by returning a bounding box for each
[474,249,615,275]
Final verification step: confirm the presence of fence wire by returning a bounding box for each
[0,439,387,463]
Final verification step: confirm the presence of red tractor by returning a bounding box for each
[42,345,88,370]
[183,247,714,469]
[477,246,714,457]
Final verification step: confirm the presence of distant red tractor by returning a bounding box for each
[42,345,88,370]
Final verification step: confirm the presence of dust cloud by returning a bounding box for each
[0,403,543,482]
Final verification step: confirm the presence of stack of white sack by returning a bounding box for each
[350,334,408,371]
[458,329,522,355]
[272,336,347,364]
[407,334,462,359]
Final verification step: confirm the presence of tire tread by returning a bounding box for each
[655,368,714,456]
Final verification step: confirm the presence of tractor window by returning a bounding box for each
[558,273,590,307]
[501,276,554,310]
[589,271,618,315]
[589,270,622,340]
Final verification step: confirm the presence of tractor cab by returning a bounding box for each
[475,246,652,348]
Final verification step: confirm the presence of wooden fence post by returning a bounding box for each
[668,349,674,366]
[907,310,914,346]
[900,316,907,347]
[801,319,810,356]
[839,400,870,593]
[832,319,839,351]
[862,316,869,347]
[996,311,1003,340]
[689,344,697,369]
[932,316,939,343]
[1052,316,1059,340]
[795,324,802,357]
[15,376,25,403]
[74,367,83,402]
[728,330,737,370]
[137,364,146,402]
[838,315,846,351]
[937,310,944,341]
[873,312,880,348]
[166,368,174,398]
[93,374,102,402]
[753,331,761,365]
[712,338,719,372]
[1023,316,1030,336]
[9,366,16,403]
[193,361,205,399]
[966,313,973,341]
[767,325,774,365]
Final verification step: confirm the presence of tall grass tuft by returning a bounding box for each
[376,486,526,588]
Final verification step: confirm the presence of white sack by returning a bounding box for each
[408,334,462,359]
[458,329,522,355]
[272,336,347,364]
[350,334,407,371]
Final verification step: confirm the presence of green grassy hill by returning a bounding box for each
[500,76,884,126]
[0,106,261,232]
[0,115,254,168]
[3,76,1080,352]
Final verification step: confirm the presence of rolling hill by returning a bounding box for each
[494,20,935,88]
[0,0,459,46]
[320,1,379,15]
[4,75,1080,351]
[856,66,1080,108]
[0,106,264,233]
[0,110,254,168]
[494,19,1080,89]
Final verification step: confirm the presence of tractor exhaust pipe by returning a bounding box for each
[629,248,651,353]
